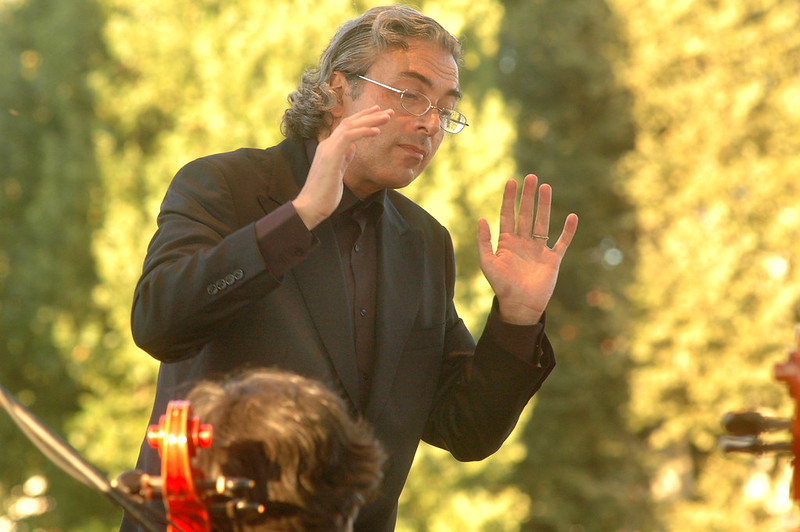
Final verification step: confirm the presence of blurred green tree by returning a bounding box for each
[0,0,116,530]
[495,0,652,531]
[611,0,800,529]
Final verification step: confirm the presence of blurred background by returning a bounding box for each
[2,0,800,530]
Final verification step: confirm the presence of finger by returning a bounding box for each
[324,108,393,159]
[517,174,538,237]
[343,143,357,167]
[343,104,384,120]
[498,180,517,235]
[551,213,579,257]
[331,107,393,144]
[341,105,394,129]
[476,218,494,265]
[532,183,552,239]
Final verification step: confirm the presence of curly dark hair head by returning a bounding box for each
[187,368,386,532]
[281,5,463,141]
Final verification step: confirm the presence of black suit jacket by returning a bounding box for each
[124,137,555,531]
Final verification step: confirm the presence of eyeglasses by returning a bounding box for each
[357,75,469,134]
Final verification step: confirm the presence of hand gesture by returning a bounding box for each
[477,174,578,325]
[292,105,393,229]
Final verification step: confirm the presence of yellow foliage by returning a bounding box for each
[611,0,800,528]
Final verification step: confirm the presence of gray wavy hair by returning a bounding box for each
[281,5,463,140]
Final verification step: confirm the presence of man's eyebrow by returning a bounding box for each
[398,70,462,100]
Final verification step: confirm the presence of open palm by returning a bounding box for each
[477,175,578,325]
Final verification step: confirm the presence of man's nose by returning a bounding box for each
[414,107,440,134]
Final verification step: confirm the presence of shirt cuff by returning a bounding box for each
[484,298,547,366]
[254,202,318,277]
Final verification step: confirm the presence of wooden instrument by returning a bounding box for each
[146,400,214,531]
[113,400,265,531]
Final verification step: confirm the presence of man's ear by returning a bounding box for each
[328,71,348,119]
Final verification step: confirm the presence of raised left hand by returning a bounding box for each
[477,174,579,325]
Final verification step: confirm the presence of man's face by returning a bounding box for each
[332,39,461,198]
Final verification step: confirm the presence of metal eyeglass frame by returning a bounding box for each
[357,75,469,134]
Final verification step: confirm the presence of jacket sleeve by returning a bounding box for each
[420,231,556,461]
[130,157,312,361]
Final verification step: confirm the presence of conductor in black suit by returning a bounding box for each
[122,5,579,531]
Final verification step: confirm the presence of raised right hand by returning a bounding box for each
[292,105,393,229]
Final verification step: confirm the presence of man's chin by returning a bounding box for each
[388,171,421,191]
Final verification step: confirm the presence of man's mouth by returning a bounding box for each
[398,143,426,161]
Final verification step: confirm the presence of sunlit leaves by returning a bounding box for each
[612,0,800,529]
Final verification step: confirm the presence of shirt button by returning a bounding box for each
[354,244,361,252]
[359,309,367,317]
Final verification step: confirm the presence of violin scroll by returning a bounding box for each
[146,400,213,532]
[113,400,265,531]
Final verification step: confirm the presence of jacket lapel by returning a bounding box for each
[254,138,361,408]
[255,139,307,210]
[366,199,423,420]
[252,139,423,414]
[293,222,360,408]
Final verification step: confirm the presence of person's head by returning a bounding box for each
[186,368,385,532]
[282,5,466,198]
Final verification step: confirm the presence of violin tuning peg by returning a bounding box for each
[111,470,161,500]
[722,411,791,436]
[212,476,256,495]
[111,470,144,494]
[208,499,265,520]
[719,435,793,455]
[720,435,762,454]
[233,500,266,519]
